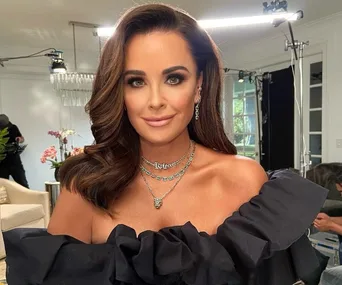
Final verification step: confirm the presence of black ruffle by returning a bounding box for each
[4,170,328,285]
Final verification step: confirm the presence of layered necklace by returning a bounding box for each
[140,140,195,209]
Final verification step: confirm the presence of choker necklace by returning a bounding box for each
[140,141,194,182]
[141,141,192,170]
[140,142,196,209]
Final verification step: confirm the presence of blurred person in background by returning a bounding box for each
[0,114,29,188]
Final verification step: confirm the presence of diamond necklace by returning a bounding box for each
[140,142,196,209]
[140,141,194,182]
[141,140,192,170]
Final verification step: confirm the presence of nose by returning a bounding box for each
[148,85,165,110]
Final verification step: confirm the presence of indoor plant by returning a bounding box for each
[0,128,9,162]
[40,129,83,181]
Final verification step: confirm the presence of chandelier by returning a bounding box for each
[50,72,95,107]
[50,22,100,107]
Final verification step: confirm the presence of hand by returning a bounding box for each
[314,213,333,232]
[15,137,24,143]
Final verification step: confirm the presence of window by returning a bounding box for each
[232,80,257,159]
[309,61,323,166]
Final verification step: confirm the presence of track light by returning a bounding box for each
[0,48,67,74]
[49,51,67,73]
[238,70,245,83]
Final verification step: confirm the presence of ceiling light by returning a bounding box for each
[96,27,116,37]
[238,70,245,83]
[50,60,67,73]
[49,50,67,73]
[95,12,301,37]
[198,12,300,29]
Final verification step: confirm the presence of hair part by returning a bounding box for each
[59,3,237,213]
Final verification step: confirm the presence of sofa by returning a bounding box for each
[0,178,50,258]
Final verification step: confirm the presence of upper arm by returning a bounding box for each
[47,188,94,244]
[12,125,22,137]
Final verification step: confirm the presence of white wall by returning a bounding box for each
[0,45,98,190]
[221,12,342,165]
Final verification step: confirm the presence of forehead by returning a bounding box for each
[124,31,196,71]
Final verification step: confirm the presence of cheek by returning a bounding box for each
[124,90,145,114]
[168,87,196,111]
[171,96,194,111]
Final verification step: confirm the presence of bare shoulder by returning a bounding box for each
[197,145,268,197]
[47,187,95,244]
[224,155,268,194]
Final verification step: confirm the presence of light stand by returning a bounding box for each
[285,38,309,177]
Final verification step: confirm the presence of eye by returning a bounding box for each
[166,74,185,85]
[127,77,145,88]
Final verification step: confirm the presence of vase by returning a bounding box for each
[54,167,60,182]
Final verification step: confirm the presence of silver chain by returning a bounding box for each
[140,153,193,181]
[140,142,196,209]
[141,141,192,170]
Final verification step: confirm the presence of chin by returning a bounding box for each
[138,128,187,147]
[140,134,178,146]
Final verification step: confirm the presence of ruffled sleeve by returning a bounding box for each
[216,170,328,280]
[3,170,328,285]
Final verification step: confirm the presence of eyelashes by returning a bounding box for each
[127,77,144,88]
[125,73,186,88]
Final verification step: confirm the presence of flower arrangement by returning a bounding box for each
[40,129,84,170]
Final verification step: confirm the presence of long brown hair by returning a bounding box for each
[60,3,237,211]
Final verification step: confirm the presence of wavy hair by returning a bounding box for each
[60,3,237,211]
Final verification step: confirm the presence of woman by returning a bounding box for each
[4,4,328,285]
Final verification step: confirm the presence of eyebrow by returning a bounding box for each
[123,65,190,77]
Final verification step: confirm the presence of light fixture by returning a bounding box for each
[49,50,67,73]
[50,60,67,73]
[238,70,245,83]
[50,22,97,107]
[0,48,67,73]
[95,12,302,37]
[96,26,116,37]
[198,12,300,29]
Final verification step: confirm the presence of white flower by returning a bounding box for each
[59,129,76,139]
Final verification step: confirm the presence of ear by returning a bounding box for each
[194,72,203,104]
[197,72,203,87]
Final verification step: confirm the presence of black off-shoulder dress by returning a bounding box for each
[3,170,330,285]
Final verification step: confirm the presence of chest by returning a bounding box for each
[91,174,252,244]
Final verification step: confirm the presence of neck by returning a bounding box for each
[140,133,191,164]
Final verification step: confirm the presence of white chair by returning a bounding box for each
[0,178,50,258]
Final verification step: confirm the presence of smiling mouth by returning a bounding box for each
[143,115,175,127]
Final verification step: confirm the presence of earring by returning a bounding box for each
[195,102,200,121]
[195,86,202,121]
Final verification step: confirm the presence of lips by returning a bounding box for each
[143,115,175,127]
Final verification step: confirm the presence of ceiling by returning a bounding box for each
[1,0,342,55]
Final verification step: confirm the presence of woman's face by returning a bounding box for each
[123,31,202,145]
